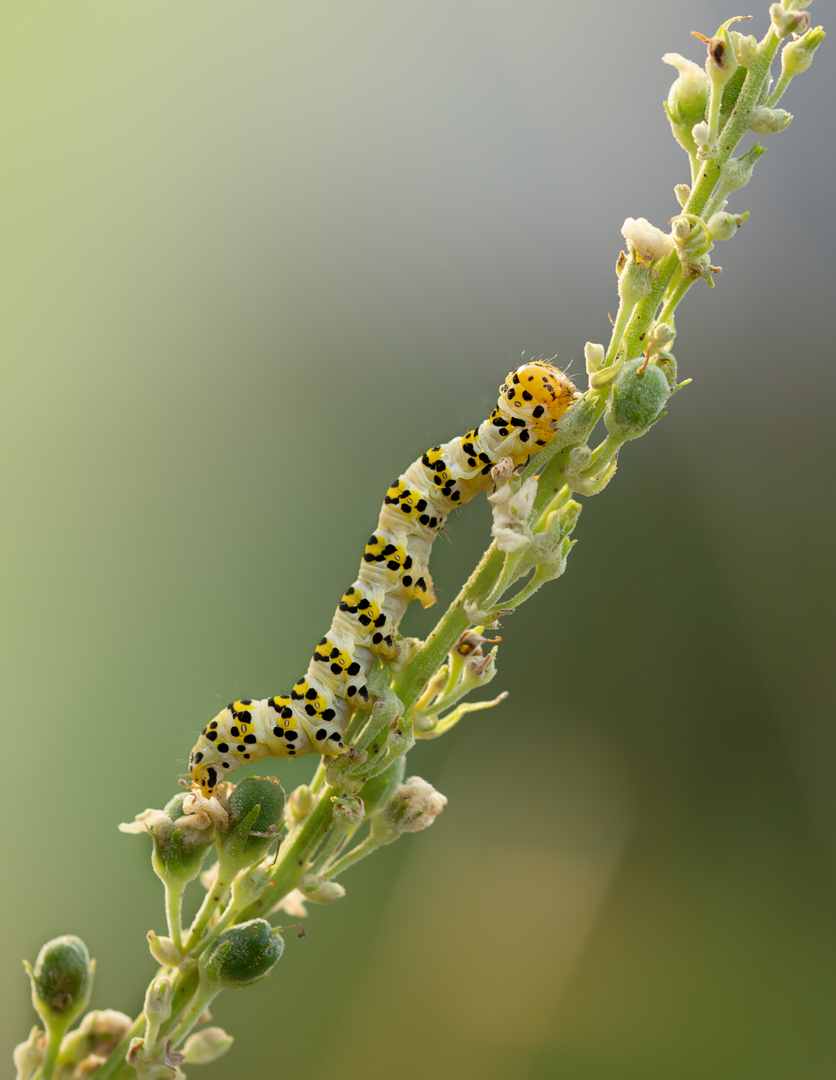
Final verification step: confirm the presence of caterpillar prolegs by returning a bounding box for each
[188,361,580,797]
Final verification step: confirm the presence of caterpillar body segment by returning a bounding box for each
[188,361,580,797]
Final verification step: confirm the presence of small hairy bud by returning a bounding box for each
[707,211,748,241]
[13,1026,44,1080]
[648,322,675,352]
[385,777,448,834]
[780,25,826,79]
[584,342,605,375]
[146,931,182,967]
[691,120,711,152]
[58,1009,133,1066]
[769,4,810,38]
[729,31,758,68]
[182,1027,235,1065]
[299,874,347,904]
[286,784,313,824]
[749,106,792,134]
[144,978,174,1027]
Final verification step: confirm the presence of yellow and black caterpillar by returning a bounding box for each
[188,361,579,797]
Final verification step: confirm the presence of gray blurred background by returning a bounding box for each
[2,1,834,1077]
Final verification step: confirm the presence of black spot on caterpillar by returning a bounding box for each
[188,361,579,797]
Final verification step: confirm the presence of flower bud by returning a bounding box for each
[144,977,174,1027]
[749,106,792,134]
[670,214,710,266]
[299,874,347,904]
[707,210,748,241]
[674,183,690,208]
[58,1009,133,1065]
[182,1027,234,1065]
[780,25,826,79]
[286,784,313,824]
[567,445,592,472]
[383,777,448,835]
[662,53,709,154]
[126,1037,175,1079]
[361,755,408,818]
[146,931,182,967]
[730,31,758,68]
[691,120,711,156]
[216,776,286,875]
[584,342,605,375]
[199,919,284,990]
[647,322,675,352]
[13,1026,43,1080]
[769,4,810,38]
[604,357,671,442]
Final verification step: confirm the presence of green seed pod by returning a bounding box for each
[216,776,286,875]
[361,755,407,818]
[604,358,671,442]
[199,919,284,990]
[149,793,216,887]
[23,935,94,1030]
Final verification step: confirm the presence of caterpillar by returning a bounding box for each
[188,361,580,797]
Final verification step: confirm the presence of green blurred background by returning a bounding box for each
[3,1,834,1077]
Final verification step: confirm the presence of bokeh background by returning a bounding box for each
[3,1,834,1077]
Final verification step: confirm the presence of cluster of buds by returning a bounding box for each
[411,627,507,738]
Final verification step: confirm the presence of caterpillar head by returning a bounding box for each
[500,361,580,424]
[188,702,259,797]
